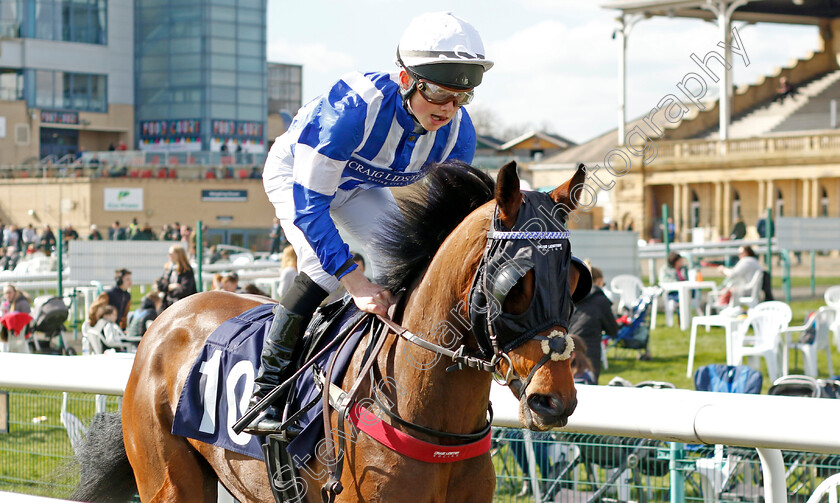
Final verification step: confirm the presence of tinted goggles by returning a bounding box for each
[416,80,474,106]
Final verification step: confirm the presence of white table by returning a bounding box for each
[660,281,718,331]
[687,314,746,377]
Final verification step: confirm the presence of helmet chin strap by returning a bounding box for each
[400,81,426,133]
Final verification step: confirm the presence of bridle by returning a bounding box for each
[317,197,578,502]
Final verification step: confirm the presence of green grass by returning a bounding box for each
[600,298,833,392]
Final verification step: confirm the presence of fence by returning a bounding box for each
[1,353,839,502]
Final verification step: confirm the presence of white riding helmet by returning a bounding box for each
[397,12,493,90]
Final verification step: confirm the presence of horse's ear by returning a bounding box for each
[495,161,522,228]
[549,163,586,211]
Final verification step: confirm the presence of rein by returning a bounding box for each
[316,203,576,502]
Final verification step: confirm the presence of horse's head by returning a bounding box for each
[469,161,589,430]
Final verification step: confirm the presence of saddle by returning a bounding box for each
[263,295,404,503]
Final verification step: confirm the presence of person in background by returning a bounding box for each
[159,224,172,241]
[1,284,31,345]
[39,225,56,255]
[106,268,132,330]
[729,214,746,241]
[156,245,197,313]
[569,334,596,385]
[243,283,271,297]
[567,266,619,382]
[277,245,297,300]
[714,245,764,307]
[211,273,224,291]
[88,292,111,326]
[88,224,103,240]
[269,217,284,255]
[109,221,125,240]
[219,272,240,293]
[125,292,160,339]
[91,305,132,352]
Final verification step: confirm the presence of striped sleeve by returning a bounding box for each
[291,73,379,278]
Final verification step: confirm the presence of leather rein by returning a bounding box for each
[316,225,575,503]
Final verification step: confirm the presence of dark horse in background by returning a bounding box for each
[72,160,587,502]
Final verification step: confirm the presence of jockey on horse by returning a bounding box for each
[247,12,494,434]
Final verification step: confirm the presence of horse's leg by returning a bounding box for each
[123,395,219,502]
[190,442,274,503]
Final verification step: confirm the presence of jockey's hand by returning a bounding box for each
[340,268,393,316]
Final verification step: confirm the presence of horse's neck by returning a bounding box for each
[387,208,493,436]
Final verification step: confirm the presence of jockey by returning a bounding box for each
[246,12,493,434]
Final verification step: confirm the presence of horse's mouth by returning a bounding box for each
[519,394,575,431]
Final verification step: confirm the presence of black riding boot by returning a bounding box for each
[244,272,328,434]
[244,304,305,434]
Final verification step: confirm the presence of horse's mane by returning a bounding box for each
[373,161,495,292]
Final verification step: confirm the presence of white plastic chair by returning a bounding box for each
[824,286,840,349]
[609,275,645,314]
[731,301,792,382]
[805,472,840,503]
[782,307,835,378]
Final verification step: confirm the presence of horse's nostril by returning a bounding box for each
[527,393,565,417]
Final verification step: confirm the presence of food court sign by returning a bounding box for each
[104,188,144,211]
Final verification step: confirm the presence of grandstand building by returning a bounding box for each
[529,1,840,241]
[0,0,134,164]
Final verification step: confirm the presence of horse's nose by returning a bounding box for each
[527,392,577,419]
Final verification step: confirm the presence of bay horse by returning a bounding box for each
[72,160,587,503]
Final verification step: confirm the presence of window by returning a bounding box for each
[0,1,20,37]
[821,187,829,217]
[30,70,106,112]
[26,0,106,44]
[0,69,24,101]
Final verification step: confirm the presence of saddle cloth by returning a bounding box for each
[172,301,370,461]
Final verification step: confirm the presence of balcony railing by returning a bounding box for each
[654,131,840,164]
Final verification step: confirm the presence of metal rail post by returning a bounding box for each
[196,221,204,293]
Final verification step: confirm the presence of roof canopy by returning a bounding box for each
[602,0,838,25]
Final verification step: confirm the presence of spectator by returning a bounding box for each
[4,225,19,252]
[117,140,127,151]
[88,292,111,326]
[63,224,79,247]
[566,266,619,382]
[90,305,132,352]
[131,223,156,240]
[219,272,239,293]
[659,252,688,284]
[775,76,794,103]
[39,225,56,255]
[277,246,297,299]
[107,269,132,330]
[243,283,270,297]
[269,217,284,255]
[729,215,746,241]
[159,224,172,241]
[757,214,774,239]
[156,245,198,313]
[211,273,224,290]
[88,224,103,240]
[125,293,160,339]
[1,247,19,271]
[570,334,597,385]
[109,221,126,240]
[128,218,139,239]
[22,224,38,250]
[714,245,763,307]
[1,284,32,345]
